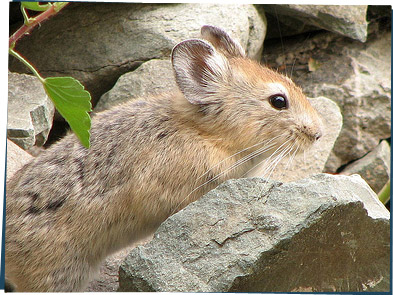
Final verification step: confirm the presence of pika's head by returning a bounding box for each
[171,25,323,156]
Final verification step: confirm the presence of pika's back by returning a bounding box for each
[7,93,185,216]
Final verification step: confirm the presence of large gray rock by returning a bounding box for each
[263,30,391,172]
[341,140,391,194]
[270,96,342,181]
[7,72,55,149]
[119,174,389,292]
[9,3,266,103]
[262,5,368,42]
[95,60,176,112]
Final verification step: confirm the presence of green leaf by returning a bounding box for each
[21,2,51,12]
[43,77,92,148]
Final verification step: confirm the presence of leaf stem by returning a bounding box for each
[20,5,31,25]
[378,181,390,205]
[9,2,69,48]
[9,48,45,83]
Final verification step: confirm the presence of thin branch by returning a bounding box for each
[9,2,69,49]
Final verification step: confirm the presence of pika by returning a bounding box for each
[5,25,323,291]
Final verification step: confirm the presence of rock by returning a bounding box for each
[367,6,392,36]
[96,60,176,112]
[341,140,391,194]
[86,236,153,292]
[86,247,132,292]
[9,3,266,104]
[9,2,22,24]
[262,5,368,42]
[263,11,318,40]
[119,174,389,292]
[262,30,391,172]
[269,96,342,182]
[6,139,33,181]
[7,72,55,150]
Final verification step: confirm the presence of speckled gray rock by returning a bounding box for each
[9,3,266,103]
[341,140,391,194]
[263,5,368,42]
[86,236,153,292]
[263,30,391,172]
[270,96,342,182]
[6,139,33,181]
[119,174,390,292]
[7,72,55,150]
[95,60,176,112]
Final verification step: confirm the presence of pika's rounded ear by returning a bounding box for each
[201,25,246,58]
[171,39,229,105]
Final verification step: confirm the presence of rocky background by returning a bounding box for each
[7,3,391,292]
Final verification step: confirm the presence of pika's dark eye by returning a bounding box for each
[269,95,287,110]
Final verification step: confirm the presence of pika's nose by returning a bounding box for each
[315,131,322,141]
[302,124,323,142]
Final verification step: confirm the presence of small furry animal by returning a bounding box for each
[5,25,323,291]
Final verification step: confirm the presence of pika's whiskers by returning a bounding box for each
[170,139,278,215]
[259,140,295,181]
[241,139,285,178]
[283,143,300,171]
[195,134,281,183]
